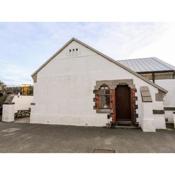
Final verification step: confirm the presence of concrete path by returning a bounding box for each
[0,122,175,153]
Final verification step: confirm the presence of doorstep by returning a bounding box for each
[113,125,139,129]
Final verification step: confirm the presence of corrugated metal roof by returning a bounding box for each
[118,57,175,73]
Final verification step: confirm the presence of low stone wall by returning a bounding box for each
[2,104,14,122]
[141,102,166,132]
[2,95,33,122]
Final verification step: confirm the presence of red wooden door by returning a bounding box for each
[115,85,131,121]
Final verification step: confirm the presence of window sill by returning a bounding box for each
[96,108,111,113]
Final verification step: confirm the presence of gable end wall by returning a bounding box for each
[31,41,165,129]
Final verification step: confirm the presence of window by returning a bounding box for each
[99,85,110,109]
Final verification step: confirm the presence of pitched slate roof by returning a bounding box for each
[118,57,175,73]
[32,38,167,93]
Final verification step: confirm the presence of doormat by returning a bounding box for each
[93,148,115,153]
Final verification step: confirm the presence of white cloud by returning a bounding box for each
[76,23,167,60]
[129,23,175,66]
[0,59,32,86]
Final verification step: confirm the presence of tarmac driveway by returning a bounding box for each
[0,122,175,153]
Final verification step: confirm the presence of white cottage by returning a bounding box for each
[31,38,168,132]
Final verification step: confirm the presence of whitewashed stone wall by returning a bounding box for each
[156,79,175,107]
[2,95,33,122]
[156,79,175,123]
[2,104,14,122]
[30,41,166,131]
[12,95,33,113]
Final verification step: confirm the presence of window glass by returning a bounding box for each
[99,85,110,109]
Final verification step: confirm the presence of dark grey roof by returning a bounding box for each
[118,57,175,73]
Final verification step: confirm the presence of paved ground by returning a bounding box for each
[0,122,175,153]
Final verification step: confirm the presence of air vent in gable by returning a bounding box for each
[68,48,79,56]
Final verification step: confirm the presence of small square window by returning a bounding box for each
[73,49,75,51]
[76,48,78,51]
[69,49,71,52]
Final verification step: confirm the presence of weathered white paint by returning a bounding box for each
[2,104,14,122]
[31,40,166,132]
[156,79,175,107]
[2,95,33,122]
[156,79,175,123]
[154,116,166,129]
[141,103,155,132]
[12,95,33,113]
[165,111,174,123]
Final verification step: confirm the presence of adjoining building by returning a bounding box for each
[30,38,173,132]
[1,84,33,122]
[119,57,175,123]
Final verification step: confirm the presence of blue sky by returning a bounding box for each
[0,22,175,85]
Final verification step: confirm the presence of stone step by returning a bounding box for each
[113,125,139,129]
[116,120,132,125]
[93,148,116,153]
